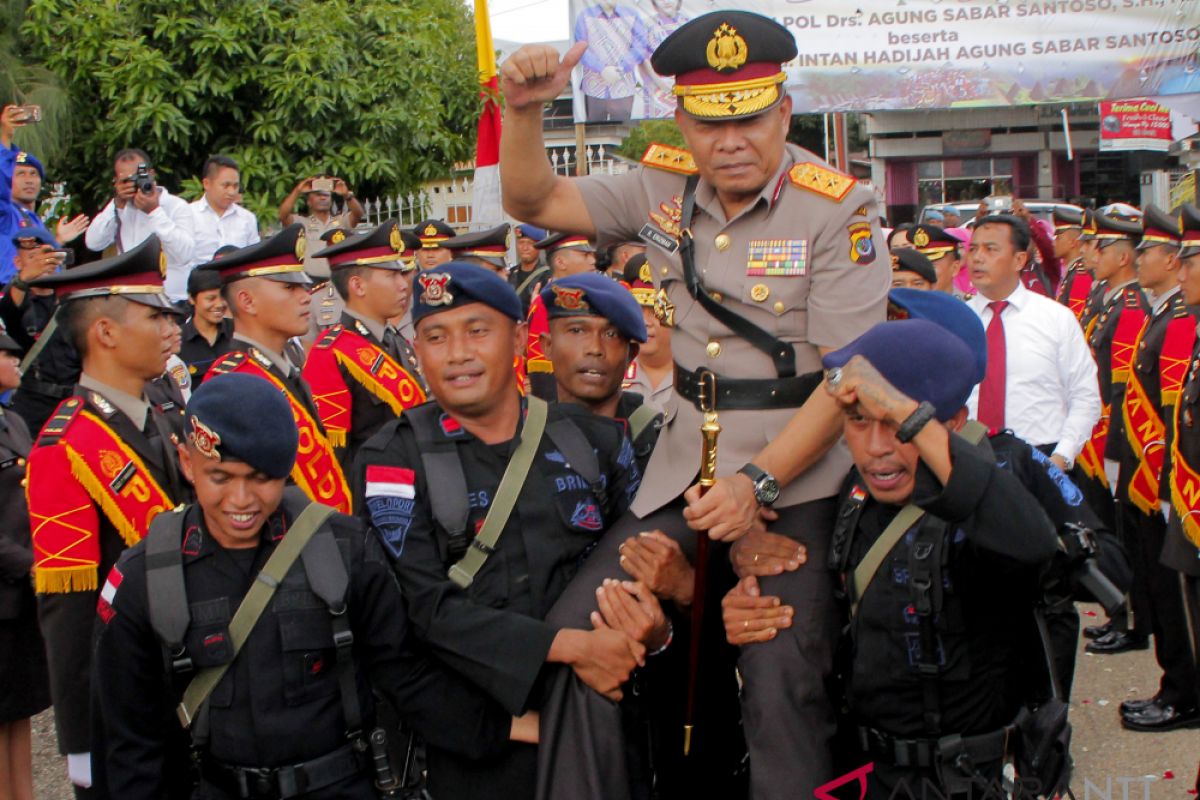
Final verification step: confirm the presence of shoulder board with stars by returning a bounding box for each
[36,397,84,447]
[314,325,345,350]
[641,143,698,176]
[207,351,248,376]
[248,347,274,371]
[788,162,856,202]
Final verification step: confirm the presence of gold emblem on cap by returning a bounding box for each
[389,226,403,253]
[639,262,652,283]
[750,283,769,302]
[706,340,722,358]
[912,229,930,248]
[423,223,437,237]
[715,234,731,252]
[706,23,748,73]
[158,250,168,279]
[295,233,307,260]
[189,416,222,460]
[331,230,347,244]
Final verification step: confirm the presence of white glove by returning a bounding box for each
[1103,459,1120,495]
[67,752,92,788]
[1161,501,1172,520]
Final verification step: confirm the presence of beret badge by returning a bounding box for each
[419,273,454,306]
[190,416,222,460]
[552,285,589,311]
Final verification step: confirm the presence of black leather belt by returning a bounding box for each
[674,363,822,411]
[857,724,1013,769]
[201,743,363,799]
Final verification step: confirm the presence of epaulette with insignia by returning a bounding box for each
[314,325,344,350]
[641,143,698,176]
[248,347,274,371]
[788,162,856,202]
[1122,288,1144,308]
[207,351,247,376]
[36,397,84,447]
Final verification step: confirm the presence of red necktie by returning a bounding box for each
[977,300,1008,430]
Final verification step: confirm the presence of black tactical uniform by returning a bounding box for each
[355,398,640,799]
[1,290,80,434]
[614,391,661,474]
[179,316,235,380]
[833,433,1059,795]
[93,492,512,799]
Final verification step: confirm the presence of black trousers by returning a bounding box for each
[1118,501,1200,706]
[536,497,839,800]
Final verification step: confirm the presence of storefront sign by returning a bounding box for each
[1099,99,1174,152]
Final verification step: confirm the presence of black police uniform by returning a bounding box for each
[0,403,51,726]
[2,292,82,434]
[93,493,513,799]
[614,391,661,474]
[354,398,640,799]
[179,316,235,380]
[833,433,1059,795]
[989,429,1127,699]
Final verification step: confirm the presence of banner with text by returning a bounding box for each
[1099,98,1174,151]
[568,0,1200,123]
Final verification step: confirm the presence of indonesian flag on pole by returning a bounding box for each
[472,0,503,229]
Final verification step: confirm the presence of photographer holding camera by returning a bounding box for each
[84,148,195,302]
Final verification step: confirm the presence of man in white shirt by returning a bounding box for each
[186,155,259,272]
[965,214,1101,472]
[84,148,195,303]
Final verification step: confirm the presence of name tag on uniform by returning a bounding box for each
[639,224,679,255]
[747,239,807,277]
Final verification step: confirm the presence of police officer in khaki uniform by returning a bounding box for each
[500,10,889,799]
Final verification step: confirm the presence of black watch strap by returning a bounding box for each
[10,277,30,292]
[896,401,937,443]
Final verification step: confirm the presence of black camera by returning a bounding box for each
[132,163,155,195]
[1058,523,1124,614]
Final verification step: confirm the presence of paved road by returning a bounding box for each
[30,603,1199,798]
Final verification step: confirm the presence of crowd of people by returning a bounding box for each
[0,8,1198,800]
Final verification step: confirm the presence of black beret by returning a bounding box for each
[1138,204,1181,250]
[30,235,173,310]
[411,261,523,327]
[540,272,647,343]
[650,11,796,120]
[891,249,937,284]
[195,224,312,286]
[887,288,986,385]
[185,373,298,478]
[823,319,976,422]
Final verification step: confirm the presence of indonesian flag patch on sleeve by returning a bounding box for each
[364,466,419,559]
[97,565,123,624]
[365,466,416,499]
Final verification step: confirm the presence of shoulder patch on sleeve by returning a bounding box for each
[788,162,856,202]
[314,325,344,350]
[36,397,83,446]
[641,143,698,176]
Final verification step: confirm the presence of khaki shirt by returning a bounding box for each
[293,212,354,278]
[578,144,889,514]
[622,359,673,414]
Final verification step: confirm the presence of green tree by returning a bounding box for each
[21,0,482,224]
[2,0,70,167]
[616,119,686,161]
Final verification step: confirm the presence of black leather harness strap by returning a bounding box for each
[678,173,797,379]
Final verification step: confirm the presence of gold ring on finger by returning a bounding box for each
[743,620,749,630]
[753,554,759,564]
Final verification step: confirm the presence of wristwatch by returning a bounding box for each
[9,277,30,292]
[896,401,937,443]
[738,463,780,507]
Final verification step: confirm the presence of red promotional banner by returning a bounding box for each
[1099,98,1173,152]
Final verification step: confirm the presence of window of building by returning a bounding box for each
[916,158,1015,206]
[446,205,472,225]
